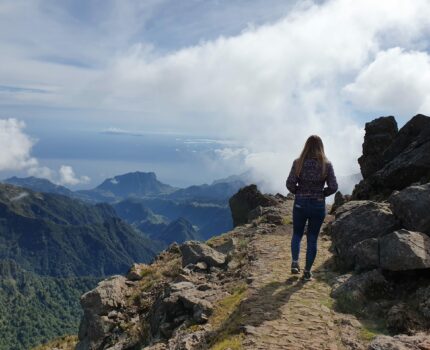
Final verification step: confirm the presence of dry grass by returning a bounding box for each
[31,335,78,350]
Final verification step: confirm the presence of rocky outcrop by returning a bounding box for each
[328,114,430,341]
[353,114,430,200]
[77,276,132,350]
[229,184,278,227]
[358,116,398,179]
[388,183,430,235]
[329,191,351,214]
[330,201,398,270]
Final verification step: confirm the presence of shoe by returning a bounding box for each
[291,261,300,274]
[302,270,312,281]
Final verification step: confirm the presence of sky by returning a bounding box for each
[0,0,429,193]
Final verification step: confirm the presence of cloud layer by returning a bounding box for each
[2,0,430,193]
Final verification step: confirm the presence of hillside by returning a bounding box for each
[4,172,245,243]
[0,183,158,277]
[3,176,75,197]
[0,260,99,350]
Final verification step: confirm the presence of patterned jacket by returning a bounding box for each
[286,158,338,200]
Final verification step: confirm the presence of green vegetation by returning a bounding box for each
[358,319,389,342]
[0,260,98,350]
[282,215,293,225]
[0,183,158,278]
[209,283,248,349]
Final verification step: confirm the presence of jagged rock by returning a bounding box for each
[368,333,430,350]
[386,302,418,334]
[247,205,263,222]
[286,193,295,200]
[388,183,430,235]
[353,114,430,200]
[379,229,430,271]
[163,282,214,324]
[77,276,130,350]
[126,263,148,281]
[331,270,391,314]
[331,201,398,270]
[263,208,285,225]
[358,116,398,179]
[330,191,350,214]
[229,184,278,227]
[179,241,226,268]
[168,327,209,350]
[352,238,379,272]
[210,237,237,255]
[195,261,208,271]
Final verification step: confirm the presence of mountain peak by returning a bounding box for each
[93,171,177,199]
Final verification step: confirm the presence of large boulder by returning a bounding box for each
[353,114,430,200]
[331,201,398,270]
[388,183,430,235]
[179,241,226,268]
[162,282,214,325]
[379,229,430,271]
[358,116,398,179]
[229,184,278,227]
[77,276,130,350]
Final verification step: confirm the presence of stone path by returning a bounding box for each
[239,224,363,350]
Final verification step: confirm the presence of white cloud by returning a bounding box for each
[2,0,430,194]
[89,0,430,193]
[0,119,37,171]
[215,147,249,160]
[343,47,430,117]
[28,166,55,181]
[0,119,91,187]
[58,165,91,186]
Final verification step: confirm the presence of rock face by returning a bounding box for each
[358,116,398,179]
[77,276,130,350]
[379,230,430,271]
[353,114,430,200]
[330,201,398,270]
[326,114,430,342]
[352,238,379,272]
[229,184,278,227]
[388,183,430,235]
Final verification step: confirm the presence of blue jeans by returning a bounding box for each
[291,197,326,271]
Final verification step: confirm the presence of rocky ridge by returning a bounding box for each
[328,114,430,348]
[43,114,430,350]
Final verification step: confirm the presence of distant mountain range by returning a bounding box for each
[3,171,248,242]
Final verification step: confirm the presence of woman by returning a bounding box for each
[286,135,338,281]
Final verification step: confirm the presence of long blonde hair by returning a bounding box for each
[295,135,328,178]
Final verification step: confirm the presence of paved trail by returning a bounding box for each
[239,223,365,350]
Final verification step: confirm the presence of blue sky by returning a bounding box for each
[0,0,429,192]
